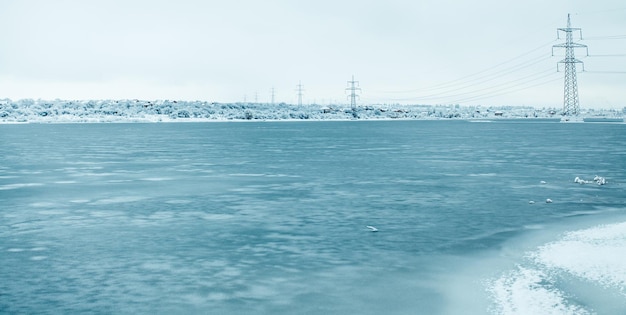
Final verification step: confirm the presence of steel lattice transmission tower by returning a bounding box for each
[295,81,304,106]
[346,75,361,111]
[552,14,588,116]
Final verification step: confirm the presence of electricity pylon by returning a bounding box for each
[295,81,304,106]
[346,75,361,111]
[552,14,588,116]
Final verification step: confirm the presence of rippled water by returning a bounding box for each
[1,120,625,314]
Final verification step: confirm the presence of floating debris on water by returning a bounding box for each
[574,175,607,185]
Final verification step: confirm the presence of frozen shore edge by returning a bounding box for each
[1,99,623,123]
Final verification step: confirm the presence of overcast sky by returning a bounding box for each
[0,0,625,109]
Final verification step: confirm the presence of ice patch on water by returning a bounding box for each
[523,224,545,230]
[30,256,48,261]
[234,283,280,300]
[205,292,229,301]
[31,202,59,208]
[141,261,173,271]
[147,211,174,220]
[488,266,592,315]
[229,173,267,177]
[266,232,317,241]
[216,266,242,278]
[531,222,626,295]
[90,196,147,205]
[227,172,300,179]
[54,180,77,184]
[199,213,234,221]
[468,173,499,177]
[165,199,192,204]
[228,187,260,194]
[17,170,43,175]
[89,210,125,218]
[37,209,68,215]
[76,172,116,177]
[68,164,104,168]
[489,220,626,314]
[0,183,43,190]
[140,177,173,181]
[351,147,395,152]
[69,199,90,203]
[107,179,134,183]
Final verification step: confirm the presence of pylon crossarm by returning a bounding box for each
[558,27,581,32]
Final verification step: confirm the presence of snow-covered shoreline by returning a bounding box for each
[1,99,623,123]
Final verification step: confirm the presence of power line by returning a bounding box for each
[371,41,564,105]
[378,39,556,94]
[448,75,561,104]
[367,17,621,106]
[418,69,558,102]
[382,68,560,104]
[410,55,553,101]
[370,55,556,104]
[585,71,626,74]
[585,35,626,40]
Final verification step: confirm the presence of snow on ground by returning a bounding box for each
[0,99,623,123]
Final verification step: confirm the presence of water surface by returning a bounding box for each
[1,120,625,314]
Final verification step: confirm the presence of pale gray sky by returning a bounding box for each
[1,0,625,109]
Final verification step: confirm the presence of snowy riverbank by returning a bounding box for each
[1,99,624,123]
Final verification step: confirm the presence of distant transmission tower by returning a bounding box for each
[271,87,275,105]
[295,81,304,106]
[552,14,588,116]
[346,75,361,111]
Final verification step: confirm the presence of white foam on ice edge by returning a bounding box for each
[488,266,592,315]
[531,222,626,295]
[487,220,626,314]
